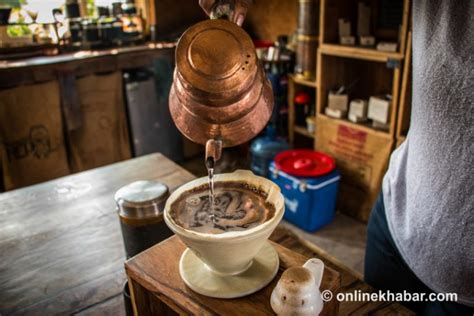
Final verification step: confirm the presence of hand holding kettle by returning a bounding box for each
[199,0,253,26]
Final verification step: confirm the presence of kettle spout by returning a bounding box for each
[205,139,223,166]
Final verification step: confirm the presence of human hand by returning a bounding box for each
[198,0,253,26]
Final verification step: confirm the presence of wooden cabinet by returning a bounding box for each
[313,0,411,221]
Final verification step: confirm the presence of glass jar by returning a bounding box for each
[115,180,173,259]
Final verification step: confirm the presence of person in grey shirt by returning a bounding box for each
[364,0,473,315]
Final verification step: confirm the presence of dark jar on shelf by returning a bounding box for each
[65,0,81,19]
[295,91,312,126]
[115,180,173,259]
[69,18,82,43]
[82,20,100,43]
[99,18,123,45]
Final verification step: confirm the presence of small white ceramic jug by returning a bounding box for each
[271,258,325,316]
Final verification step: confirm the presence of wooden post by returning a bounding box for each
[396,31,412,141]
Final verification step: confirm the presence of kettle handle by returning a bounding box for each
[303,258,325,288]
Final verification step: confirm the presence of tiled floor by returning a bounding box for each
[280,214,367,277]
[179,155,368,277]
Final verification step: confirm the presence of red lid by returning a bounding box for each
[274,150,336,177]
[294,92,310,104]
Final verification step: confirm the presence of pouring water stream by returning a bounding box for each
[206,156,217,223]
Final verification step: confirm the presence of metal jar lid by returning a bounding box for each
[114,180,169,219]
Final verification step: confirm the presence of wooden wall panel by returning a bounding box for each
[154,0,207,40]
[154,0,298,41]
[244,0,298,41]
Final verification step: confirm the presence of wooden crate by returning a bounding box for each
[316,115,393,221]
[315,53,399,221]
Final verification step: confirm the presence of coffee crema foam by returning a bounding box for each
[170,181,275,234]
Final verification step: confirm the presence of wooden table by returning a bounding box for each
[0,153,194,315]
[125,236,341,315]
[1,152,414,315]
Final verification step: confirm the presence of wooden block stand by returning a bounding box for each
[125,236,341,315]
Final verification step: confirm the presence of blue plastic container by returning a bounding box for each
[269,162,340,232]
[250,127,289,178]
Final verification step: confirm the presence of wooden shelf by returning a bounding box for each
[294,125,315,139]
[319,114,392,139]
[289,74,317,88]
[316,51,400,137]
[314,0,411,222]
[319,44,404,63]
[288,74,317,146]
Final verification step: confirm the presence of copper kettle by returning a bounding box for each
[169,18,273,149]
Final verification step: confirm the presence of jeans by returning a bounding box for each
[364,192,474,315]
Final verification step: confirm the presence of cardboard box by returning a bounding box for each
[328,92,349,111]
[349,99,368,118]
[349,99,368,123]
[338,18,351,37]
[340,36,356,46]
[359,36,375,46]
[316,115,393,221]
[357,2,371,36]
[368,96,390,124]
[325,107,347,119]
[376,42,398,52]
[348,112,368,123]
